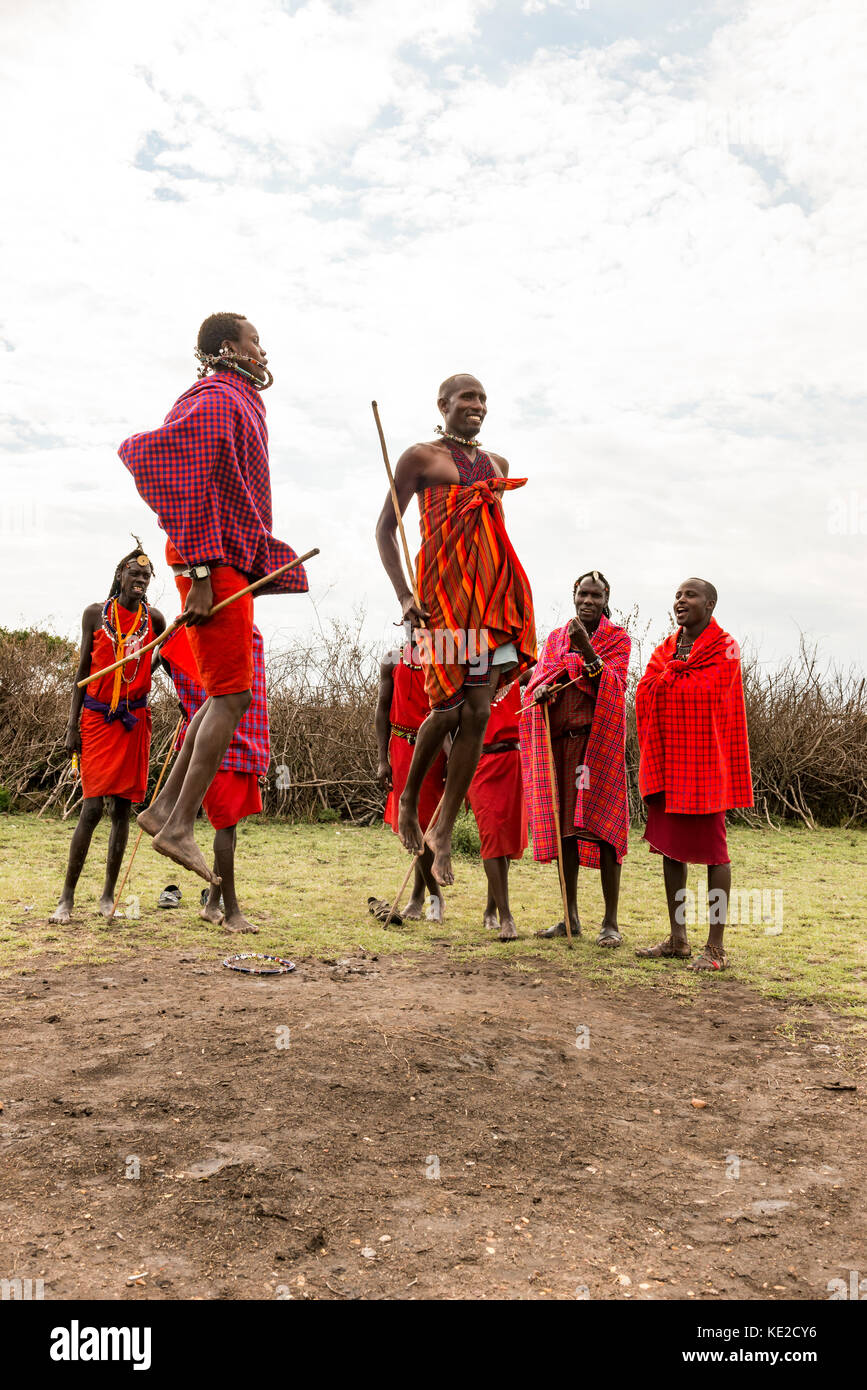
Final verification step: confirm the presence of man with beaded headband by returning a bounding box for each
[375,373,536,887]
[520,571,630,946]
[118,313,308,885]
[49,543,166,924]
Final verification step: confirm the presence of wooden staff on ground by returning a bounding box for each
[79,550,320,689]
[542,703,573,947]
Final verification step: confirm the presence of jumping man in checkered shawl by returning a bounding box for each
[634,578,753,972]
[119,313,308,886]
[520,572,630,947]
[375,374,536,889]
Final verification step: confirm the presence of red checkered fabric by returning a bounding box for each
[168,626,270,776]
[118,369,308,595]
[636,617,753,814]
[520,615,631,867]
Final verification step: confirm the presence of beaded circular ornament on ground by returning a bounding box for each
[221,953,296,975]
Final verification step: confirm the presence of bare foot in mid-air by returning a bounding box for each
[136,804,167,838]
[402,894,425,921]
[426,823,454,886]
[49,900,72,925]
[200,902,225,926]
[397,798,424,854]
[483,909,498,931]
[153,827,220,885]
[426,893,445,923]
[498,914,518,942]
[223,911,259,934]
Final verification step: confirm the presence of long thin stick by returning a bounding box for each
[542,704,573,946]
[372,401,421,611]
[109,716,184,919]
[79,548,319,688]
[383,793,446,928]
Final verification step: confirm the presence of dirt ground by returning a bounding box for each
[1,946,863,1301]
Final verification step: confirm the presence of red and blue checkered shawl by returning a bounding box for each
[118,370,308,595]
[519,614,631,867]
[636,617,753,815]
[168,626,270,776]
[415,475,536,708]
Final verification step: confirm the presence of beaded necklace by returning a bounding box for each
[101,598,148,711]
[436,425,481,449]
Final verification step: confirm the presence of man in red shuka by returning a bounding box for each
[118,313,308,886]
[50,545,165,924]
[634,578,753,972]
[374,643,447,923]
[467,677,528,942]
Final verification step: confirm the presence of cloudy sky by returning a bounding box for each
[2,0,864,672]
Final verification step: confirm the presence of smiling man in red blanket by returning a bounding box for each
[164,626,269,934]
[118,313,308,885]
[520,572,630,947]
[375,373,536,888]
[634,578,753,972]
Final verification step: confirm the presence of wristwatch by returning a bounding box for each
[182,564,211,580]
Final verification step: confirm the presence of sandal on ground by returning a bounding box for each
[535,921,581,940]
[157,884,182,909]
[367,895,403,926]
[687,945,729,972]
[596,925,623,948]
[634,937,691,960]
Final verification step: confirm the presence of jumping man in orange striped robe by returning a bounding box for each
[375,374,536,886]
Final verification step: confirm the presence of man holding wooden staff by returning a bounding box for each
[375,374,536,886]
[117,313,309,884]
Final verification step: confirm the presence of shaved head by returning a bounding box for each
[438,373,481,405]
[692,577,718,607]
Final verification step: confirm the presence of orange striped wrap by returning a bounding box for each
[415,477,537,709]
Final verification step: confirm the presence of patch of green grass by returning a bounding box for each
[2,814,865,1020]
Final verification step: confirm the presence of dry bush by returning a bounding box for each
[1,619,864,829]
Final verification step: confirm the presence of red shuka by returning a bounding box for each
[636,617,753,815]
[81,606,154,802]
[384,657,446,834]
[467,681,527,861]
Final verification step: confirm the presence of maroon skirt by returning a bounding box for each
[643,792,729,866]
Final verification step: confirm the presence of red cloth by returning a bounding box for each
[466,680,526,860]
[484,678,521,741]
[80,605,153,802]
[415,475,536,708]
[636,617,753,814]
[118,369,308,594]
[170,565,253,696]
[643,793,729,866]
[520,615,631,868]
[203,770,263,830]
[168,626,270,775]
[383,658,445,835]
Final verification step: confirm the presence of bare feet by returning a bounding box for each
[136,804,167,838]
[49,901,72,925]
[223,911,259,935]
[200,903,225,926]
[152,827,220,885]
[426,894,445,923]
[483,910,498,931]
[402,895,425,921]
[426,823,454,886]
[397,797,424,854]
[498,915,518,942]
[98,894,116,918]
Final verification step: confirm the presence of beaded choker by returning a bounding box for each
[436,425,481,449]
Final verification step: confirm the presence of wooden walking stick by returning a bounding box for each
[109,715,184,919]
[542,703,573,946]
[79,549,320,688]
[371,401,424,617]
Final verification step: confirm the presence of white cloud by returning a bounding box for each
[0,0,864,673]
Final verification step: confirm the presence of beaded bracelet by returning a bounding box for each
[584,658,604,678]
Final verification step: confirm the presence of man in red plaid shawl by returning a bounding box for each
[634,578,753,972]
[118,313,308,886]
[520,572,630,947]
[164,626,269,934]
